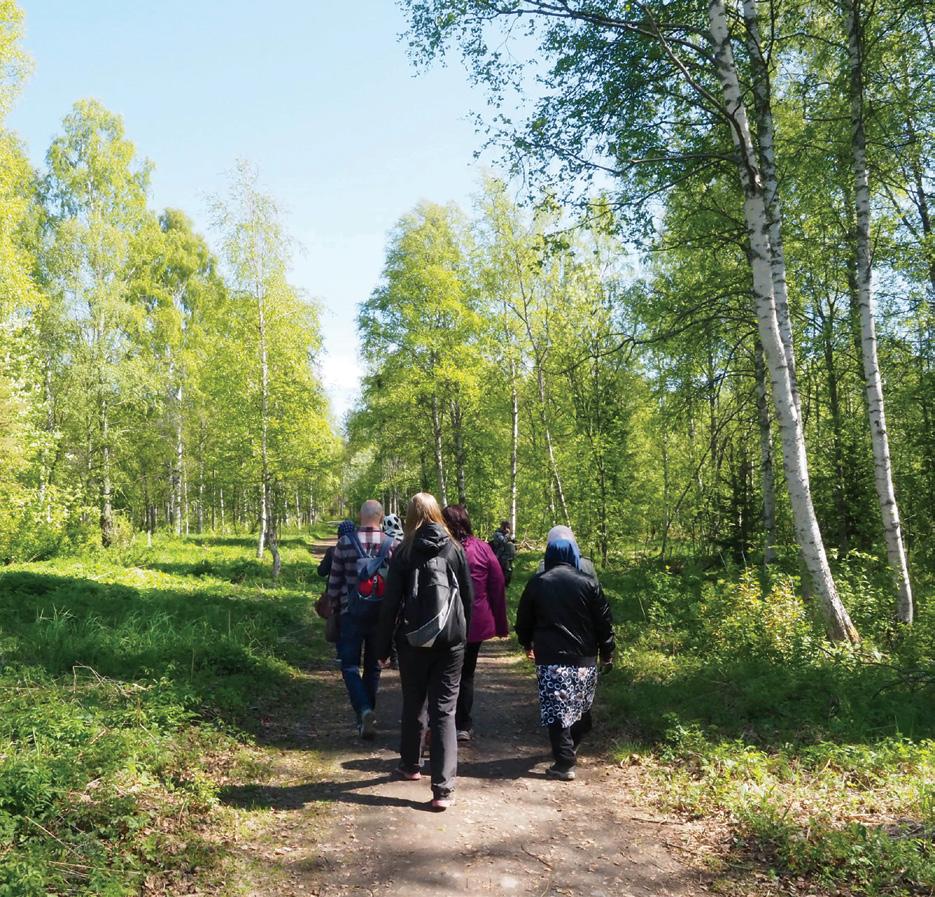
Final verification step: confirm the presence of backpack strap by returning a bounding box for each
[347,531,367,559]
[374,535,393,563]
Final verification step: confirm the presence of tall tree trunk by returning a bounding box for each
[844,0,914,623]
[754,339,777,564]
[820,307,851,554]
[257,288,270,559]
[510,357,519,534]
[39,360,56,522]
[535,361,570,525]
[708,0,858,642]
[740,0,801,409]
[660,430,671,560]
[431,393,448,505]
[173,377,184,537]
[98,376,114,548]
[450,398,467,505]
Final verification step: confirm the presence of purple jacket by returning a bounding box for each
[463,535,509,643]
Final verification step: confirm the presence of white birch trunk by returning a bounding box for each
[536,361,570,526]
[257,288,270,559]
[510,357,519,534]
[98,368,114,548]
[740,0,800,408]
[754,340,777,564]
[844,0,913,623]
[450,398,468,505]
[708,0,859,643]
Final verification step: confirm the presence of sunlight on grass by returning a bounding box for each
[0,528,333,896]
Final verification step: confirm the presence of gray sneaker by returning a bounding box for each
[456,729,472,742]
[546,764,576,781]
[359,709,377,740]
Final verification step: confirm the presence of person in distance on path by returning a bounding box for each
[377,492,473,811]
[442,504,509,742]
[515,526,615,781]
[488,519,517,586]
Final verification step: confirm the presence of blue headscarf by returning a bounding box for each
[544,537,581,571]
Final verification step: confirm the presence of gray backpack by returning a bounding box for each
[402,553,464,648]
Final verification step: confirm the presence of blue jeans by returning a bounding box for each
[337,612,381,721]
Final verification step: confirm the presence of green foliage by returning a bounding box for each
[591,551,935,895]
[0,533,332,895]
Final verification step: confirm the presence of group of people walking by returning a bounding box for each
[319,493,615,811]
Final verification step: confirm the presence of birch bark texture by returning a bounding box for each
[843,0,913,623]
[707,0,859,643]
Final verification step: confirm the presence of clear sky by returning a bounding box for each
[9,0,493,422]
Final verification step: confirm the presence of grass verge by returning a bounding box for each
[593,552,935,897]
[0,526,334,896]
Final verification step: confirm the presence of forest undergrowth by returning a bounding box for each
[1,535,932,896]
[0,528,335,897]
[566,550,935,897]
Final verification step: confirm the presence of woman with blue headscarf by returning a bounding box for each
[515,526,615,780]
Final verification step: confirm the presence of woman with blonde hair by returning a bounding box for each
[377,492,473,810]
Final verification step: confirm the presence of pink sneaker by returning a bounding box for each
[430,797,453,811]
[395,767,421,781]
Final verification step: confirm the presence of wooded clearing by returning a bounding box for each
[0,0,933,894]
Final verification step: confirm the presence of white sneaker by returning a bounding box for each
[456,729,472,742]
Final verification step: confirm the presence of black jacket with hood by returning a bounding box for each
[515,562,615,667]
[377,522,474,658]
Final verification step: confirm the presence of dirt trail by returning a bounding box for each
[223,539,710,897]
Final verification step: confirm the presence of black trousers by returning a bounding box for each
[547,710,593,770]
[455,641,482,731]
[398,642,464,798]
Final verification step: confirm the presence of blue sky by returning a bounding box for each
[9,0,494,420]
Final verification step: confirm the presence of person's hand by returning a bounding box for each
[600,656,614,674]
[378,658,392,669]
[524,647,535,662]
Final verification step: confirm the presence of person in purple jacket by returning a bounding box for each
[442,504,509,741]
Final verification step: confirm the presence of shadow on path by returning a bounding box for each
[226,640,710,897]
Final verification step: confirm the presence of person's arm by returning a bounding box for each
[377,554,406,661]
[514,578,536,658]
[317,546,334,578]
[485,543,509,637]
[589,580,615,663]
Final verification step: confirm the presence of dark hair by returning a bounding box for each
[500,519,511,530]
[442,504,473,543]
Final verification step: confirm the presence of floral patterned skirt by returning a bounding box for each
[536,665,599,729]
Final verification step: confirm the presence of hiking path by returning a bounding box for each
[220,537,713,897]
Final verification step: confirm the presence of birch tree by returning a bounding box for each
[42,100,151,547]
[211,162,291,567]
[401,0,859,640]
[842,0,914,622]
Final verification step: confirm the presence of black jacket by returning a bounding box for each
[515,562,615,666]
[377,522,474,658]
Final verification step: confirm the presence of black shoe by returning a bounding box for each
[546,764,576,781]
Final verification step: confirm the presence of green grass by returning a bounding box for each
[0,526,335,897]
[4,532,932,896]
[589,552,935,897]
